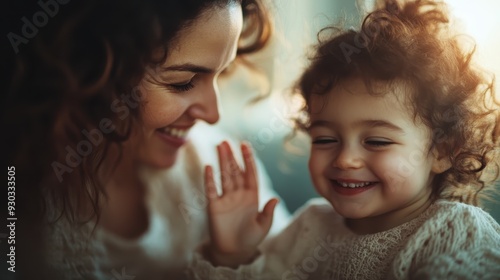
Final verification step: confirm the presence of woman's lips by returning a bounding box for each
[331,179,377,196]
[155,126,191,148]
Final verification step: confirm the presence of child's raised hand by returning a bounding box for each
[204,141,278,267]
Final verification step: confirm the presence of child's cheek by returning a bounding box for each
[377,153,420,191]
[308,152,325,183]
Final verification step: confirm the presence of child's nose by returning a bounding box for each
[332,145,363,170]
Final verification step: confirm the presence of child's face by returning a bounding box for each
[308,78,439,227]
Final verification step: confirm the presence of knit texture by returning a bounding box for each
[190,198,500,279]
[44,123,290,279]
[45,213,107,279]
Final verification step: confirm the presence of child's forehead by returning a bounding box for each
[307,78,432,136]
[309,84,401,113]
[309,77,413,104]
[307,77,422,124]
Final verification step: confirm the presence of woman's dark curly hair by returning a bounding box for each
[295,0,499,205]
[2,0,271,277]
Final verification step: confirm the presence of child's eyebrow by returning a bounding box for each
[308,119,405,134]
[308,120,333,130]
[360,120,405,133]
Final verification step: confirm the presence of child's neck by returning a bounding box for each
[345,194,433,235]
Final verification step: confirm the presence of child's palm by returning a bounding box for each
[205,142,278,258]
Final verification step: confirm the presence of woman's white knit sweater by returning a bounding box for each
[44,123,290,279]
[190,198,500,280]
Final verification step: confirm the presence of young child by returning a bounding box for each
[189,0,500,279]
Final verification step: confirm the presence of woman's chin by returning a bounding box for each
[141,154,179,170]
[155,158,178,169]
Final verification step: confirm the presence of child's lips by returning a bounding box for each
[330,179,377,196]
[333,179,377,189]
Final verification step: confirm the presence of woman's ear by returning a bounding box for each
[431,147,452,174]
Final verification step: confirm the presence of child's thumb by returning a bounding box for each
[257,198,279,230]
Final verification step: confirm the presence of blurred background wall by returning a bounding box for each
[216,0,500,221]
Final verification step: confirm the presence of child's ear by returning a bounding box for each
[431,147,452,174]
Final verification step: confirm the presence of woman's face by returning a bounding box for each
[133,4,243,169]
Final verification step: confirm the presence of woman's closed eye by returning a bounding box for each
[167,80,195,92]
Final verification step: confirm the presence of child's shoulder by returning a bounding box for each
[391,200,500,278]
[400,200,500,256]
[417,200,500,243]
[429,200,500,231]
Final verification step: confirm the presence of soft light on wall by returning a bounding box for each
[445,0,500,221]
[448,1,500,47]
[448,0,500,99]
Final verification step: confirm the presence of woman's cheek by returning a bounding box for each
[140,97,187,128]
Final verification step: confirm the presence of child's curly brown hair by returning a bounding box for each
[294,0,500,206]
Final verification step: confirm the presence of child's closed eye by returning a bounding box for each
[364,138,394,147]
[312,137,338,145]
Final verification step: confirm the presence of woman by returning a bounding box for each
[3,0,288,279]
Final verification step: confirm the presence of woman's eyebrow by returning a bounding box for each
[162,63,213,73]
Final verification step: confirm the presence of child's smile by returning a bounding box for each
[331,179,378,196]
[307,78,443,233]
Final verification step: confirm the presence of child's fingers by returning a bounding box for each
[204,165,218,201]
[217,142,234,194]
[223,141,244,190]
[241,142,258,190]
[218,141,243,193]
[256,198,279,230]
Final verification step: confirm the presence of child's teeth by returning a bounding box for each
[338,181,371,188]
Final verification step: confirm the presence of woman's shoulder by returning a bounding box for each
[44,217,108,279]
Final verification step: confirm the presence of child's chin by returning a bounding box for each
[340,213,367,220]
[330,202,369,219]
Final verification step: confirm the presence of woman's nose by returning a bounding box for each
[188,81,220,124]
[332,145,363,170]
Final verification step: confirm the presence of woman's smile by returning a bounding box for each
[155,125,193,148]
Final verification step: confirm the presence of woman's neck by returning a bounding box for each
[98,143,150,239]
[108,149,140,189]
